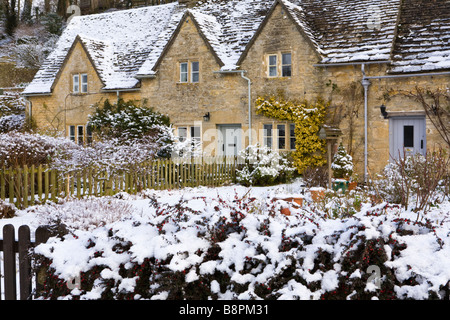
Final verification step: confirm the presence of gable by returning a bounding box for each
[237,0,322,66]
[50,38,103,94]
[151,11,225,73]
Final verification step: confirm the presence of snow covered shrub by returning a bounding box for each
[302,165,328,188]
[0,114,25,132]
[236,144,295,186]
[88,99,170,141]
[331,143,353,179]
[0,131,77,167]
[0,199,16,218]
[373,149,449,214]
[0,91,26,133]
[31,197,135,231]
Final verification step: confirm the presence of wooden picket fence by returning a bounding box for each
[0,157,239,209]
[0,224,51,300]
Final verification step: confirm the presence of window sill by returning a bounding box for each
[265,77,292,80]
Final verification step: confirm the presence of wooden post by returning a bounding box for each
[30,165,35,206]
[18,225,32,300]
[3,224,16,300]
[34,226,51,296]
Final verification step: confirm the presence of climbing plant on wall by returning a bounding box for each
[255,94,328,174]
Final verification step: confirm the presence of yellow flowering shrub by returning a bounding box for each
[255,95,328,174]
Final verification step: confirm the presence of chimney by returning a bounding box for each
[178,0,198,8]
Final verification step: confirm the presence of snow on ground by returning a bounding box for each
[1,179,450,300]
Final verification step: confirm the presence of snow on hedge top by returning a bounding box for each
[23,3,182,94]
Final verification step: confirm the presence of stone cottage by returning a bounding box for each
[22,0,450,179]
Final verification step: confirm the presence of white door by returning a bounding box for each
[389,117,426,160]
[217,125,242,156]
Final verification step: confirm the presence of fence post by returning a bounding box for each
[3,224,17,300]
[18,225,32,300]
[34,226,51,296]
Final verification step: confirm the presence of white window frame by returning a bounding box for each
[72,74,80,93]
[268,55,278,77]
[180,62,188,83]
[81,73,88,93]
[289,123,296,150]
[281,53,292,77]
[263,124,273,148]
[277,124,286,150]
[69,125,76,141]
[191,62,199,83]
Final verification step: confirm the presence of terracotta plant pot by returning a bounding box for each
[310,188,325,202]
[278,197,303,207]
[348,181,357,191]
[280,207,291,216]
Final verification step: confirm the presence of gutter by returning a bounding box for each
[213,70,252,145]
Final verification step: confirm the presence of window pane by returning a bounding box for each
[81,74,88,93]
[282,53,292,77]
[404,126,414,148]
[269,66,277,77]
[290,124,296,150]
[87,125,93,144]
[69,125,75,141]
[180,63,188,82]
[269,55,277,66]
[282,53,291,65]
[277,124,285,149]
[268,55,277,77]
[178,127,187,142]
[264,124,273,148]
[282,65,291,77]
[192,72,199,83]
[73,75,79,92]
[77,126,84,145]
[191,62,199,72]
[191,126,200,139]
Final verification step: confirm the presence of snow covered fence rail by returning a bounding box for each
[0,224,51,300]
[0,157,238,209]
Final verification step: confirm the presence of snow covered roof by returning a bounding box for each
[24,0,450,95]
[23,3,184,94]
[390,0,450,73]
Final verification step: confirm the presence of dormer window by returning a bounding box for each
[73,73,88,93]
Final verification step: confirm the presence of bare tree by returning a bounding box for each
[405,87,450,149]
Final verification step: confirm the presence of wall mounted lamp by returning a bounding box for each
[203,112,210,122]
[380,105,388,119]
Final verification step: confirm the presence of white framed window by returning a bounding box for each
[72,74,80,93]
[87,125,93,145]
[81,73,88,93]
[77,125,84,145]
[68,125,90,145]
[289,123,296,150]
[180,62,188,83]
[190,126,201,143]
[178,127,187,142]
[191,62,199,83]
[263,124,273,148]
[277,124,286,150]
[73,73,88,93]
[268,55,277,77]
[69,125,76,141]
[282,53,292,77]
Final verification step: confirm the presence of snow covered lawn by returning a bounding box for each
[2,180,450,300]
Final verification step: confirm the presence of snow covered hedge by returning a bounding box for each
[32,189,450,300]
